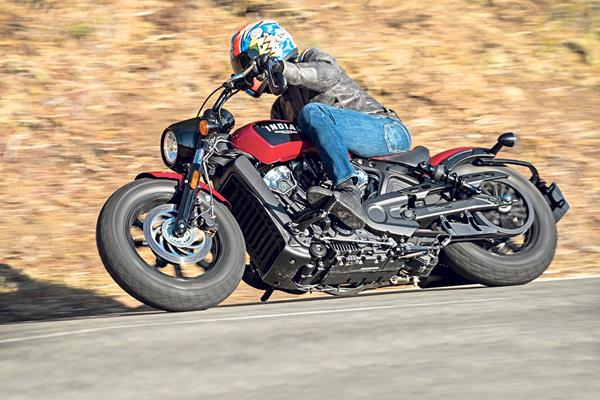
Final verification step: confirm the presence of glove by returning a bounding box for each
[233,75,254,91]
[254,54,287,95]
[255,54,284,76]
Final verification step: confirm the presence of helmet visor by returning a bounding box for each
[230,53,247,74]
[230,50,267,97]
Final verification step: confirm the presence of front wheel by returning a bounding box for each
[96,178,246,311]
[442,166,558,286]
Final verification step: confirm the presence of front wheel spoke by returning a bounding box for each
[172,245,189,257]
[132,238,147,247]
[164,241,179,257]
[173,264,185,278]
[132,219,144,230]
[198,253,214,269]
[188,241,205,250]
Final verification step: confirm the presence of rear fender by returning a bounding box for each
[430,147,494,170]
[432,149,569,222]
[135,171,231,208]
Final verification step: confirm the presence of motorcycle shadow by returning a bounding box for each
[0,263,151,324]
[221,275,483,309]
[0,262,482,323]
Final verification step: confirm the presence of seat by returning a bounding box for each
[369,146,430,168]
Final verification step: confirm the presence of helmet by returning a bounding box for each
[230,20,297,97]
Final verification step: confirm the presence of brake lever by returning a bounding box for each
[224,62,257,86]
[224,73,244,86]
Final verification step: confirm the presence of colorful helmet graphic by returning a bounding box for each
[230,20,298,97]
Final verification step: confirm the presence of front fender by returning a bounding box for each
[135,171,231,208]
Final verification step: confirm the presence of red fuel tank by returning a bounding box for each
[230,120,315,164]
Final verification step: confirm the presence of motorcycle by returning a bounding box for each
[96,61,569,311]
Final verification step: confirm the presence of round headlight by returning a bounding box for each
[162,130,178,166]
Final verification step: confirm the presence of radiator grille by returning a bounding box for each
[220,175,285,275]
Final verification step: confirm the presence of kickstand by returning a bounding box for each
[261,288,274,303]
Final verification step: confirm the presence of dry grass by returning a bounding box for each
[0,0,599,318]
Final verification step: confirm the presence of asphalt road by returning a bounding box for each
[1,277,598,400]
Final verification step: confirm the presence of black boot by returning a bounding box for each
[306,179,367,229]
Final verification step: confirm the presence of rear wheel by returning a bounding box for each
[96,178,246,311]
[442,166,557,286]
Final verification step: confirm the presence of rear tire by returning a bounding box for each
[442,166,557,286]
[96,179,245,311]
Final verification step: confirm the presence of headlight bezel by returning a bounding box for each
[161,129,178,167]
[159,118,203,173]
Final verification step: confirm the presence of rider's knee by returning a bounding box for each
[298,103,328,133]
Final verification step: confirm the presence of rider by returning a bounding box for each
[230,20,412,229]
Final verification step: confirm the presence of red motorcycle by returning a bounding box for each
[97,62,569,311]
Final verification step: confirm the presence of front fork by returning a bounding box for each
[173,147,205,237]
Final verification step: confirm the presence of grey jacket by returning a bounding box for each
[270,48,399,123]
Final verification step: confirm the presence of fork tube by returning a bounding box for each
[173,148,205,237]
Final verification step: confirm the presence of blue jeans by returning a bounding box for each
[298,103,412,186]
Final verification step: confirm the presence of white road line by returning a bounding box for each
[0,297,508,345]
[540,274,600,281]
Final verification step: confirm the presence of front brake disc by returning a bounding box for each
[143,204,212,265]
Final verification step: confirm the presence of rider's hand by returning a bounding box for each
[255,54,284,76]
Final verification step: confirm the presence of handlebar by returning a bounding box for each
[196,59,264,120]
[224,61,257,87]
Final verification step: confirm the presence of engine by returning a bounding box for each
[258,159,440,290]
[261,158,324,217]
[262,165,298,197]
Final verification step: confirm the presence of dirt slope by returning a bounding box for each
[0,0,599,318]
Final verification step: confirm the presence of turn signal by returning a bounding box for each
[199,119,210,137]
[190,170,200,189]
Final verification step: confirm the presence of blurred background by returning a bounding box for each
[0,0,598,322]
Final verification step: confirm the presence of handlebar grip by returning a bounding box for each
[243,62,257,78]
[233,76,253,91]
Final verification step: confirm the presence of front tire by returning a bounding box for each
[442,166,558,286]
[96,178,246,311]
